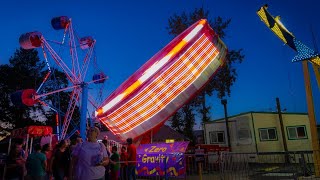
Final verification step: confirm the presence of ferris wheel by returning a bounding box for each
[12,16,107,140]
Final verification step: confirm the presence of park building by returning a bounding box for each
[203,111,312,153]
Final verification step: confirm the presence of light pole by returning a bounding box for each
[221,99,231,151]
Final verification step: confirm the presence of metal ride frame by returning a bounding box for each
[18,16,107,140]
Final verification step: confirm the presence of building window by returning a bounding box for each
[259,128,277,141]
[209,131,225,144]
[238,129,251,140]
[287,126,307,140]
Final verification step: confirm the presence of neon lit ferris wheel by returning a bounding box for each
[12,16,107,140]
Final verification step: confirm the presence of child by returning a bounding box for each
[120,146,128,180]
[110,146,120,180]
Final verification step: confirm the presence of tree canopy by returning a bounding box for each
[0,48,78,134]
[167,8,245,142]
[0,48,46,129]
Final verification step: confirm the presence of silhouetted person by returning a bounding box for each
[26,144,47,180]
[102,138,111,180]
[120,146,128,180]
[5,142,26,180]
[126,138,137,180]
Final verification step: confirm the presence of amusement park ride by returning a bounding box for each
[257,4,320,176]
[11,17,228,144]
[94,19,228,143]
[11,16,107,140]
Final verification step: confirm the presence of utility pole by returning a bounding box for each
[221,99,231,151]
[276,97,289,163]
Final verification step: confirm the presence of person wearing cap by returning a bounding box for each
[126,138,137,180]
[71,127,109,180]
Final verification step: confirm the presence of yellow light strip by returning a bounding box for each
[110,39,226,135]
[119,45,217,131]
[118,45,218,131]
[110,35,208,122]
[112,37,219,133]
[119,47,219,133]
[108,34,207,124]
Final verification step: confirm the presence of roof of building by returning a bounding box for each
[203,111,308,124]
[152,125,187,141]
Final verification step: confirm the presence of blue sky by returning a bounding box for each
[0,0,319,128]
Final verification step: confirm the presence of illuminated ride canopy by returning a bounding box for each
[95,19,228,141]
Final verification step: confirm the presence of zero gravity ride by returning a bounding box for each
[12,16,107,140]
[95,19,228,143]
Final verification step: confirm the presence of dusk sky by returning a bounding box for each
[0,0,319,128]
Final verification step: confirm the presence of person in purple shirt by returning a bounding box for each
[71,127,109,180]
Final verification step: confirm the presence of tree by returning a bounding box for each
[0,48,74,133]
[0,48,47,129]
[182,104,195,141]
[167,8,245,142]
[170,110,184,133]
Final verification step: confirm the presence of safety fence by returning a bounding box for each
[0,151,319,179]
[135,151,320,179]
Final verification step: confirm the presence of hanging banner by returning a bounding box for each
[137,141,189,177]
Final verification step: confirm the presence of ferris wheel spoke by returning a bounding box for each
[80,43,95,81]
[61,24,69,45]
[35,84,80,100]
[88,94,99,109]
[38,99,78,131]
[65,127,79,139]
[42,38,79,84]
[61,88,81,139]
[36,71,51,94]
[68,22,81,80]
[61,88,80,138]
[36,45,53,94]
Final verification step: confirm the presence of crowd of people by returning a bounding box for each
[5,127,137,180]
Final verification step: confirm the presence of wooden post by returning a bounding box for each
[312,64,320,89]
[198,162,203,180]
[302,61,320,176]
